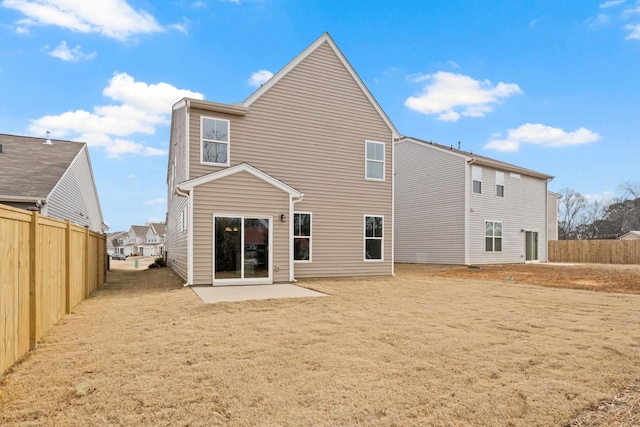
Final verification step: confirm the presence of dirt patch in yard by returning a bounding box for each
[416,262,640,294]
[1,264,640,426]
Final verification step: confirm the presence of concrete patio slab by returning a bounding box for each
[190,284,328,303]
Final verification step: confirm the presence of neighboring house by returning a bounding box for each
[107,231,127,255]
[138,222,166,256]
[109,223,166,256]
[0,133,106,232]
[166,33,399,286]
[122,225,148,256]
[547,191,561,241]
[619,231,640,240]
[395,137,554,265]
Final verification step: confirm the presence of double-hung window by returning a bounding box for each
[365,141,385,180]
[496,171,505,197]
[201,117,230,166]
[293,213,311,261]
[472,166,482,194]
[485,221,502,252]
[364,215,383,261]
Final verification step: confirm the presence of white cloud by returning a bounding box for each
[529,17,544,26]
[2,0,165,40]
[143,198,167,205]
[600,0,626,7]
[404,71,522,121]
[584,191,615,201]
[48,40,96,61]
[248,69,274,87]
[484,123,600,152]
[103,72,203,115]
[29,73,204,158]
[625,22,640,38]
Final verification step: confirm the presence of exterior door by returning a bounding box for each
[213,216,271,285]
[525,231,539,261]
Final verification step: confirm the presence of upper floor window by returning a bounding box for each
[364,215,383,261]
[485,221,502,252]
[365,141,385,180]
[472,166,482,194]
[496,171,505,197]
[201,117,229,166]
[293,212,312,262]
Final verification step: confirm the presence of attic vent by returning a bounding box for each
[43,130,52,145]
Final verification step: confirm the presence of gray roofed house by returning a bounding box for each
[0,133,105,232]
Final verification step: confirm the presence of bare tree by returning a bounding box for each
[558,188,587,240]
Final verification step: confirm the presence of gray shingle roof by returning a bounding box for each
[0,133,85,200]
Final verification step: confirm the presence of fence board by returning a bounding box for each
[549,240,640,264]
[0,204,106,376]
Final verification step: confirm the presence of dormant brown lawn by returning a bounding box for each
[1,264,640,426]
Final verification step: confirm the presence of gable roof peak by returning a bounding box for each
[241,32,399,139]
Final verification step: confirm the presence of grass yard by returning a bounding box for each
[1,264,640,426]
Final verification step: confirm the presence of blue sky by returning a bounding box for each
[1,0,639,232]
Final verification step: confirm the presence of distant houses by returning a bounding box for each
[108,223,166,257]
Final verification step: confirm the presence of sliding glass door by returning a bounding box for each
[214,216,271,283]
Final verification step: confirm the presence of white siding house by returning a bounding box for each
[395,137,554,265]
[0,133,105,232]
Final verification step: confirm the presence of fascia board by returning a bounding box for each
[178,163,302,198]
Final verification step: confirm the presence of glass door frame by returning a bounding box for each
[525,230,539,262]
[212,214,273,286]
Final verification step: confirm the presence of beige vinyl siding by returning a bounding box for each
[47,147,104,232]
[166,105,189,280]
[191,171,290,285]
[394,140,466,264]
[469,168,548,263]
[188,41,393,278]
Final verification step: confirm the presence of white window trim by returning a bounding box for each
[200,116,230,167]
[293,212,312,263]
[472,165,482,194]
[496,171,505,198]
[363,214,384,262]
[365,140,385,181]
[484,220,503,253]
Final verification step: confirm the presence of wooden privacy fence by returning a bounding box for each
[549,239,640,264]
[0,204,106,376]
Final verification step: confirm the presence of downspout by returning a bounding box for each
[391,136,397,277]
[545,177,554,262]
[174,186,192,287]
[465,159,476,265]
[290,193,305,283]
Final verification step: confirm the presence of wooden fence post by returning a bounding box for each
[29,211,38,350]
[65,220,71,314]
[85,226,90,298]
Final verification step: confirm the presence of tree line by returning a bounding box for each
[558,181,640,240]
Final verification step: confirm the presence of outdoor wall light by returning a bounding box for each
[280,214,286,222]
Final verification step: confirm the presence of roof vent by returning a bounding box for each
[43,130,52,145]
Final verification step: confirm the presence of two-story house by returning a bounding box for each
[139,223,166,256]
[166,33,399,286]
[395,137,554,265]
